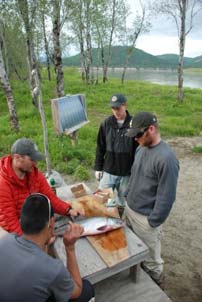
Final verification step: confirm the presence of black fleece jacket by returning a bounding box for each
[94,111,138,176]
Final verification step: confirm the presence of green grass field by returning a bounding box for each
[0,67,202,179]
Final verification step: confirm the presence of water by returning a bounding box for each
[107,68,202,89]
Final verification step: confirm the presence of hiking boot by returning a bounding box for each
[150,273,165,290]
[140,263,165,289]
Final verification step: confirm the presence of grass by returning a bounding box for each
[1,67,202,179]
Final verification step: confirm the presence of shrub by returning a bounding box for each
[74,165,89,180]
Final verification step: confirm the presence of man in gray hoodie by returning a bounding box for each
[125,111,179,286]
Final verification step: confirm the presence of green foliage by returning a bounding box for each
[66,159,80,174]
[192,146,202,153]
[1,67,202,180]
[74,165,90,181]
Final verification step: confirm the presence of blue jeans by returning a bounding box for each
[99,172,129,206]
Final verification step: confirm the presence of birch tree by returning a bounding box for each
[0,0,27,80]
[0,20,19,131]
[69,0,94,84]
[50,0,70,96]
[102,0,119,83]
[154,0,200,102]
[94,0,127,82]
[32,69,52,175]
[92,0,108,84]
[37,0,51,81]
[121,1,149,84]
[17,0,39,107]
[52,0,64,96]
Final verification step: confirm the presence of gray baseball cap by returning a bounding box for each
[126,112,157,137]
[11,138,44,161]
[109,94,127,108]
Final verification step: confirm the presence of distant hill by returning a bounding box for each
[63,46,202,69]
[156,54,202,68]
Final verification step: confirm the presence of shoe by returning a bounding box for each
[150,273,165,290]
[141,263,165,289]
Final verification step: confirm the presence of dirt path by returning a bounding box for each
[64,137,202,302]
[161,137,202,302]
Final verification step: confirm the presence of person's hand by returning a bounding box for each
[47,235,56,245]
[95,171,103,181]
[63,221,84,250]
[69,208,85,217]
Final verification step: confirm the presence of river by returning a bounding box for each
[107,68,202,89]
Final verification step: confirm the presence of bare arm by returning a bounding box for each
[63,221,84,299]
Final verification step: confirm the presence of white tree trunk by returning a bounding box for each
[0,44,19,131]
[178,0,186,102]
[32,69,52,175]
[103,0,116,83]
[52,3,64,97]
[17,0,38,107]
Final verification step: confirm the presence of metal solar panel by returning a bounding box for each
[51,94,89,134]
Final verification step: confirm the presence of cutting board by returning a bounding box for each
[87,228,129,267]
[72,196,129,267]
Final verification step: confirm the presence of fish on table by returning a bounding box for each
[54,216,124,237]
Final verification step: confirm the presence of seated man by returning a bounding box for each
[0,193,95,302]
[0,138,83,235]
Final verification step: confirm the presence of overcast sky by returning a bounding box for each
[128,0,202,58]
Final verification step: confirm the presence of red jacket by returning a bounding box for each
[0,155,71,235]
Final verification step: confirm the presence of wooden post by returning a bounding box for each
[69,130,78,146]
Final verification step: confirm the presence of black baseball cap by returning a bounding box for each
[109,94,127,108]
[126,112,157,137]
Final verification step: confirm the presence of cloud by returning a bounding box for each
[136,34,202,57]
[127,0,202,57]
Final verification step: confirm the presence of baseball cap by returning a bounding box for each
[109,94,127,108]
[126,112,157,137]
[11,138,44,161]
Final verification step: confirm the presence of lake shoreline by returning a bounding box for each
[98,68,202,88]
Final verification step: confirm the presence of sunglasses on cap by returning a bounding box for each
[134,126,150,139]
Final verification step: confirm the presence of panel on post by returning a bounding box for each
[51,94,89,135]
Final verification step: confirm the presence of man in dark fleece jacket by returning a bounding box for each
[94,93,138,207]
[125,112,179,286]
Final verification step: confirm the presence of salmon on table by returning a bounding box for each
[54,216,124,237]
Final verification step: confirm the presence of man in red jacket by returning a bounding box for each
[0,138,82,235]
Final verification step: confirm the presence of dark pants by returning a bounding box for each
[70,279,95,302]
[47,279,94,302]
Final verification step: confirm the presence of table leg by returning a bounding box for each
[129,263,141,283]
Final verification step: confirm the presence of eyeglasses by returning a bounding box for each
[134,126,150,139]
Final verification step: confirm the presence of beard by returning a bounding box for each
[140,133,153,147]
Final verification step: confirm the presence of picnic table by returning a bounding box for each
[53,183,149,284]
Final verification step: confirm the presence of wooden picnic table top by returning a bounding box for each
[54,223,149,284]
[54,183,149,284]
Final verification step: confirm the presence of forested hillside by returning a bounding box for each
[63,46,202,69]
